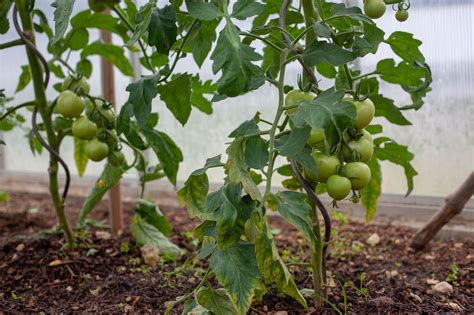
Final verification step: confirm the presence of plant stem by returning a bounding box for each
[15,0,75,246]
[300,0,326,308]
[343,64,353,90]
[0,38,23,49]
[263,49,289,199]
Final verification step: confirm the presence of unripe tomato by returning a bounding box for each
[360,129,373,145]
[364,0,386,19]
[342,138,373,162]
[343,162,371,190]
[306,152,340,183]
[354,98,375,129]
[56,91,85,118]
[85,139,109,161]
[395,9,409,22]
[109,150,126,166]
[63,76,90,94]
[285,89,317,114]
[72,116,98,140]
[326,175,352,200]
[307,129,325,148]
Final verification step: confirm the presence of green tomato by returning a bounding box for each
[395,9,409,22]
[326,175,352,200]
[285,90,317,114]
[364,0,386,19]
[63,76,90,94]
[109,150,126,166]
[306,152,340,183]
[360,129,373,145]
[343,138,373,162]
[343,162,371,190]
[308,129,325,148]
[354,98,375,129]
[56,91,85,118]
[72,116,98,140]
[85,139,109,161]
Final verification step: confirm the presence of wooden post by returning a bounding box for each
[410,172,474,250]
[100,15,123,236]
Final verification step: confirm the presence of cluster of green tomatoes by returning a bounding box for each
[285,90,375,203]
[364,0,410,22]
[54,76,126,166]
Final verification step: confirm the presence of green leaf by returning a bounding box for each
[186,20,218,67]
[292,89,356,146]
[274,191,317,246]
[0,191,9,202]
[178,173,209,219]
[74,138,88,177]
[329,3,373,24]
[376,59,427,87]
[375,141,417,195]
[81,41,134,76]
[353,22,385,56]
[16,65,31,93]
[49,63,65,78]
[275,126,310,157]
[131,214,183,260]
[244,136,268,170]
[192,154,224,176]
[385,31,424,63]
[51,0,75,44]
[141,128,183,185]
[255,222,307,308]
[125,1,154,47]
[135,199,172,236]
[124,75,158,127]
[71,10,125,36]
[185,0,223,21]
[211,23,264,97]
[196,287,237,315]
[303,41,355,67]
[232,0,264,20]
[371,94,411,126]
[0,1,12,34]
[229,118,260,138]
[157,74,192,125]
[76,59,92,77]
[361,157,381,222]
[211,241,262,315]
[316,62,337,78]
[148,5,177,55]
[191,77,216,114]
[225,137,262,200]
[68,28,89,50]
[79,163,125,226]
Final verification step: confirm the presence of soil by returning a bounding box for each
[0,191,473,314]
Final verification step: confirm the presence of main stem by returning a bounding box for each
[301,0,326,308]
[15,0,74,246]
[263,49,289,199]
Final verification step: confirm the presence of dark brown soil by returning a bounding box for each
[0,191,473,314]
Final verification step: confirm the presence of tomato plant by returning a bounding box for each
[176,0,430,312]
[0,0,214,258]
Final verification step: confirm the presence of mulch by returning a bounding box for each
[0,191,473,314]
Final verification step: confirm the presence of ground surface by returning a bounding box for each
[0,191,473,314]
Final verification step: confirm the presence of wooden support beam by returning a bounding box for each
[100,14,123,236]
[410,172,474,250]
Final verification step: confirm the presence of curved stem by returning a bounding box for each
[0,38,24,49]
[0,101,36,121]
[14,1,74,246]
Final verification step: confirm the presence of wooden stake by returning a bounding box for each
[410,172,474,250]
[100,15,123,236]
